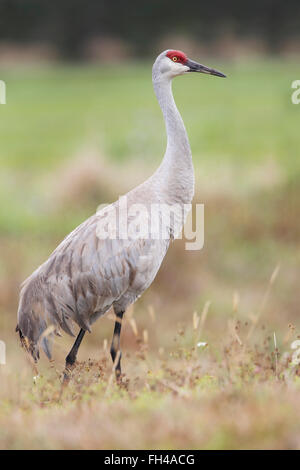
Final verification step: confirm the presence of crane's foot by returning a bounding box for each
[115,368,122,385]
[62,358,76,385]
[116,372,129,390]
[62,368,72,385]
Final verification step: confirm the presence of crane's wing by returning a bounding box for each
[17,200,169,359]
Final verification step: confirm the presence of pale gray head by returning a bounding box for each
[152,49,226,82]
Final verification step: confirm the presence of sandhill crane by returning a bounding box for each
[16,50,225,382]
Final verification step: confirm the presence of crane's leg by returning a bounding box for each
[63,328,86,384]
[110,310,124,382]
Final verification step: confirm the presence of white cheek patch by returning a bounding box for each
[169,61,187,75]
[181,65,190,73]
[158,56,187,77]
[160,64,171,74]
[170,62,180,71]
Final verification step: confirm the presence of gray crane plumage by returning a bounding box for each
[17,195,170,360]
[16,50,225,374]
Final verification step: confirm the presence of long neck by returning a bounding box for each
[152,77,194,204]
[154,78,191,158]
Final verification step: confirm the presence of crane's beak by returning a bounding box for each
[186,59,226,78]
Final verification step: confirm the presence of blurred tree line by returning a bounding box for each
[0,0,299,59]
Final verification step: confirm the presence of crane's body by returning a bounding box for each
[17,50,225,380]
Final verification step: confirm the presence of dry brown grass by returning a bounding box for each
[1,268,300,450]
[1,304,300,450]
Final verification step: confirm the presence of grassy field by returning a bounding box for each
[0,59,300,449]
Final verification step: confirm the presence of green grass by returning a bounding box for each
[0,59,298,172]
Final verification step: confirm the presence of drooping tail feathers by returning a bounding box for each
[16,300,52,361]
[16,276,75,361]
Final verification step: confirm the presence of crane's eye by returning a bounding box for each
[172,56,178,62]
